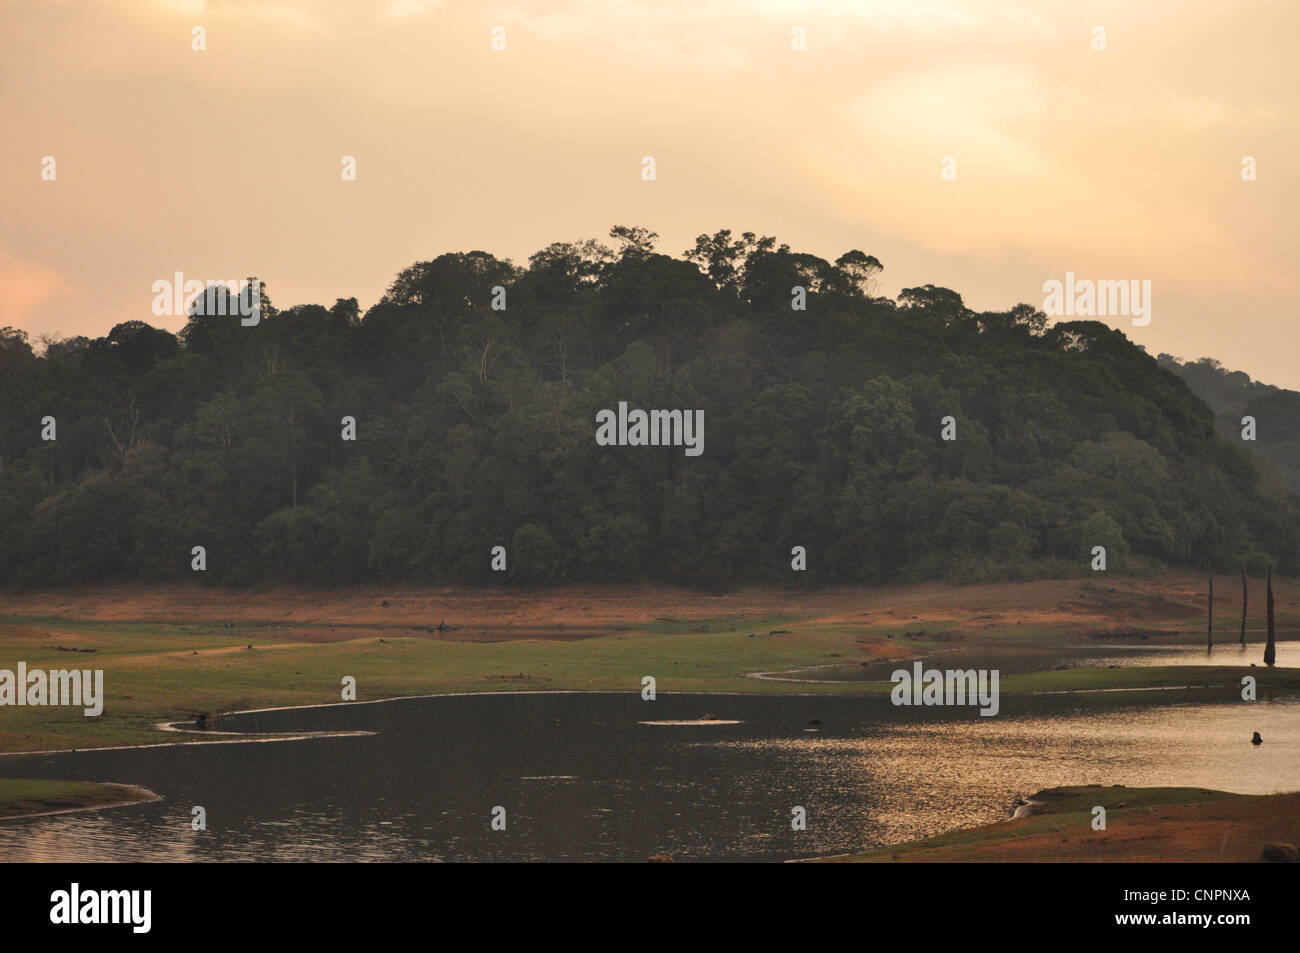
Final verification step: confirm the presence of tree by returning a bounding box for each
[1207,569,1213,651]
[1265,569,1276,667]
[254,507,335,580]
[511,523,561,584]
[247,372,324,509]
[684,229,770,295]
[1240,568,1248,645]
[833,250,883,296]
[100,395,143,470]
[609,225,659,260]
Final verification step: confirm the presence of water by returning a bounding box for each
[1078,641,1300,669]
[2,688,1297,862]
[780,639,1299,682]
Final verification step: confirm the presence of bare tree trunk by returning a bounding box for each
[100,397,142,469]
[1207,570,1213,651]
[1240,568,1248,645]
[1265,569,1276,667]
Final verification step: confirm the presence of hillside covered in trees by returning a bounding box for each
[1,227,1297,589]
[1159,354,1300,495]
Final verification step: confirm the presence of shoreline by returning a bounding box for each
[818,785,1300,863]
[3,575,1297,845]
[0,782,162,824]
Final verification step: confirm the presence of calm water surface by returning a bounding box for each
[2,684,1297,862]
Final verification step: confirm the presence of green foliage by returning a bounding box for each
[509,523,561,584]
[2,228,1297,587]
[1160,353,1300,494]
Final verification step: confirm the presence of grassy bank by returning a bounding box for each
[0,778,158,821]
[1,574,1297,754]
[824,785,1300,862]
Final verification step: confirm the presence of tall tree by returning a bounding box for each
[1265,569,1277,667]
[1240,568,1248,645]
[1207,569,1213,651]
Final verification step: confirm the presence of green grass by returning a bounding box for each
[0,778,152,820]
[0,622,864,751]
[1000,664,1298,692]
[2,604,1298,754]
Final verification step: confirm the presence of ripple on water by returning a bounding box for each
[1,693,1296,861]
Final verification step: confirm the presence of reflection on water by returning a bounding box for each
[709,701,1300,851]
[807,640,1299,682]
[1076,641,1300,669]
[1,691,1297,862]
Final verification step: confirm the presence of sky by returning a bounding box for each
[2,0,1297,385]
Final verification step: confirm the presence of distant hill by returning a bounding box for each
[1158,354,1300,495]
[2,227,1296,588]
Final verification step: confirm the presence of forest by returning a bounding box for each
[1,227,1296,589]
[1159,353,1300,495]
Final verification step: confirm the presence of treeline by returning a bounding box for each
[1158,354,1300,495]
[1,227,1297,589]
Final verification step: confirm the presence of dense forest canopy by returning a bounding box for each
[1,227,1296,589]
[1159,354,1300,495]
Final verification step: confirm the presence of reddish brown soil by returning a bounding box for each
[2,573,1293,644]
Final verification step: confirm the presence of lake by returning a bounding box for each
[2,679,1297,862]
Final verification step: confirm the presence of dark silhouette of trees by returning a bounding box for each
[1,226,1298,589]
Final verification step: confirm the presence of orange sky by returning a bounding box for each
[2,0,1297,385]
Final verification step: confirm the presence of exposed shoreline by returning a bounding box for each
[3,575,1297,852]
[817,785,1300,863]
[0,781,161,824]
